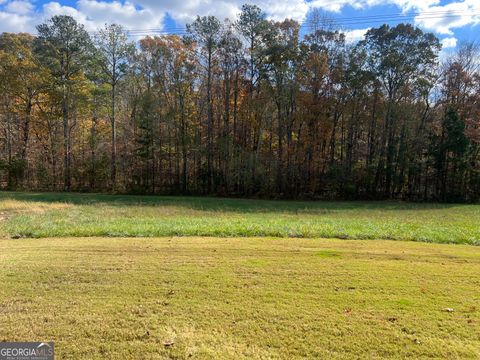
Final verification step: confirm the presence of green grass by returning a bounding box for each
[0,237,479,359]
[0,191,479,244]
[1,193,479,357]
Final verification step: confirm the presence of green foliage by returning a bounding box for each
[430,107,471,201]
[35,164,51,189]
[185,15,222,53]
[94,23,134,86]
[443,107,468,156]
[136,93,156,160]
[0,158,26,188]
[359,23,440,96]
[35,15,93,83]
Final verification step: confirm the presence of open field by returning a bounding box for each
[0,192,479,244]
[0,192,479,358]
[1,237,479,359]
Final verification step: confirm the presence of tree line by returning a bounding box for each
[0,5,479,201]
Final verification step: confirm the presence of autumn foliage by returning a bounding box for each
[0,6,479,201]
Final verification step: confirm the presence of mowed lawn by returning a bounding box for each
[0,192,479,244]
[0,237,479,359]
[0,192,479,358]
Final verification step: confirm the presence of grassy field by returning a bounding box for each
[0,192,479,244]
[0,192,479,358]
[1,237,479,359]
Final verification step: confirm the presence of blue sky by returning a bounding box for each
[0,0,479,50]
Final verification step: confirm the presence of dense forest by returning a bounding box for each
[0,5,479,201]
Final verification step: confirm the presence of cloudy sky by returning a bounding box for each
[0,0,479,49]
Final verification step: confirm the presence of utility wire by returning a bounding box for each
[83,9,480,37]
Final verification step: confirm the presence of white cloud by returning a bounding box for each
[77,0,162,29]
[343,27,370,43]
[308,0,440,14]
[385,0,440,12]
[36,0,312,33]
[5,0,33,15]
[42,0,163,32]
[0,0,35,33]
[43,2,83,20]
[441,36,457,48]
[0,0,478,42]
[414,0,480,35]
[133,0,310,24]
[264,0,310,21]
[0,11,33,32]
[308,0,353,13]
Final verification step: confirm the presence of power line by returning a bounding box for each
[104,10,480,37]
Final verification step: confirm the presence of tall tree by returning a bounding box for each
[35,15,92,190]
[0,33,47,186]
[358,24,440,197]
[263,19,301,193]
[218,23,243,191]
[95,24,133,190]
[236,5,269,190]
[186,16,221,193]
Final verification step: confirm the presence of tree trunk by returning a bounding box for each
[111,82,117,191]
[63,83,71,191]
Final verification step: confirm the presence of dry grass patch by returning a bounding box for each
[0,237,479,359]
[0,199,73,214]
